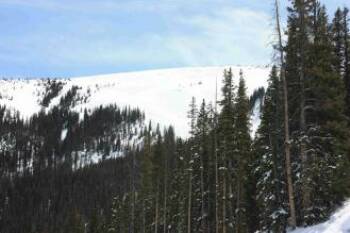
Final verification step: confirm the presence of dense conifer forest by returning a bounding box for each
[1,0,350,233]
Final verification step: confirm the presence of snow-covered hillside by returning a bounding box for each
[290,200,350,233]
[0,65,270,137]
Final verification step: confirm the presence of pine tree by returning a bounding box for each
[162,127,175,233]
[217,69,236,233]
[331,8,346,75]
[196,99,211,233]
[139,123,155,233]
[187,97,198,233]
[285,0,316,225]
[110,196,122,233]
[344,8,350,121]
[253,66,288,232]
[331,7,350,121]
[232,72,251,233]
[285,0,350,225]
[110,193,132,233]
[168,138,187,233]
[303,3,350,224]
[151,125,165,233]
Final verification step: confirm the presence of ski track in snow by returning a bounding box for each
[0,65,270,138]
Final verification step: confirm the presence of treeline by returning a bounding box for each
[0,95,144,175]
[0,84,145,232]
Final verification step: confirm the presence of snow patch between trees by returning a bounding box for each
[290,200,350,233]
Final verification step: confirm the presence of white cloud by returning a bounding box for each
[158,7,273,66]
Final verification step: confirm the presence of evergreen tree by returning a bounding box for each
[331,7,350,121]
[167,138,187,233]
[285,0,350,225]
[139,123,155,233]
[217,68,236,233]
[344,8,350,121]
[110,193,132,233]
[232,72,252,233]
[253,66,288,232]
[331,8,347,75]
[109,196,122,233]
[186,97,198,233]
[304,3,350,224]
[162,126,175,233]
[152,125,164,233]
[196,99,211,233]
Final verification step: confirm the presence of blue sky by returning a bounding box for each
[0,0,348,78]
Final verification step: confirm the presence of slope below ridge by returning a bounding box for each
[290,200,350,233]
[0,65,270,137]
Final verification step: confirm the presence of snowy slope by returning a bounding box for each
[0,65,270,137]
[290,201,350,233]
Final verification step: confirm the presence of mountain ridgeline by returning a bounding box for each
[1,1,350,233]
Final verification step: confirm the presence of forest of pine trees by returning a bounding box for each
[108,1,350,232]
[1,0,350,233]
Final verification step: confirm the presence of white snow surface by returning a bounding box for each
[290,200,350,233]
[251,99,263,136]
[0,65,270,137]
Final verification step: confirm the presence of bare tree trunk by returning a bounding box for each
[235,165,245,233]
[222,171,227,233]
[215,78,220,233]
[131,151,136,233]
[187,163,192,233]
[344,8,350,119]
[163,155,168,233]
[200,152,206,233]
[275,0,297,228]
[227,162,235,232]
[155,187,159,233]
[142,200,146,233]
[215,144,219,233]
[235,180,240,233]
[299,1,311,222]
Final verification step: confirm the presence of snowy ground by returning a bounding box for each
[290,201,350,233]
[0,65,270,137]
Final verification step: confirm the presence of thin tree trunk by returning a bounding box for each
[131,151,136,233]
[344,8,350,119]
[163,155,168,233]
[215,78,219,233]
[222,171,227,233]
[227,162,235,231]
[155,186,159,233]
[235,163,245,233]
[200,151,206,233]
[142,200,146,233]
[275,0,297,228]
[299,2,311,222]
[187,162,192,233]
[235,180,240,233]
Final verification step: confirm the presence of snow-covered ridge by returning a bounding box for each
[0,65,270,137]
